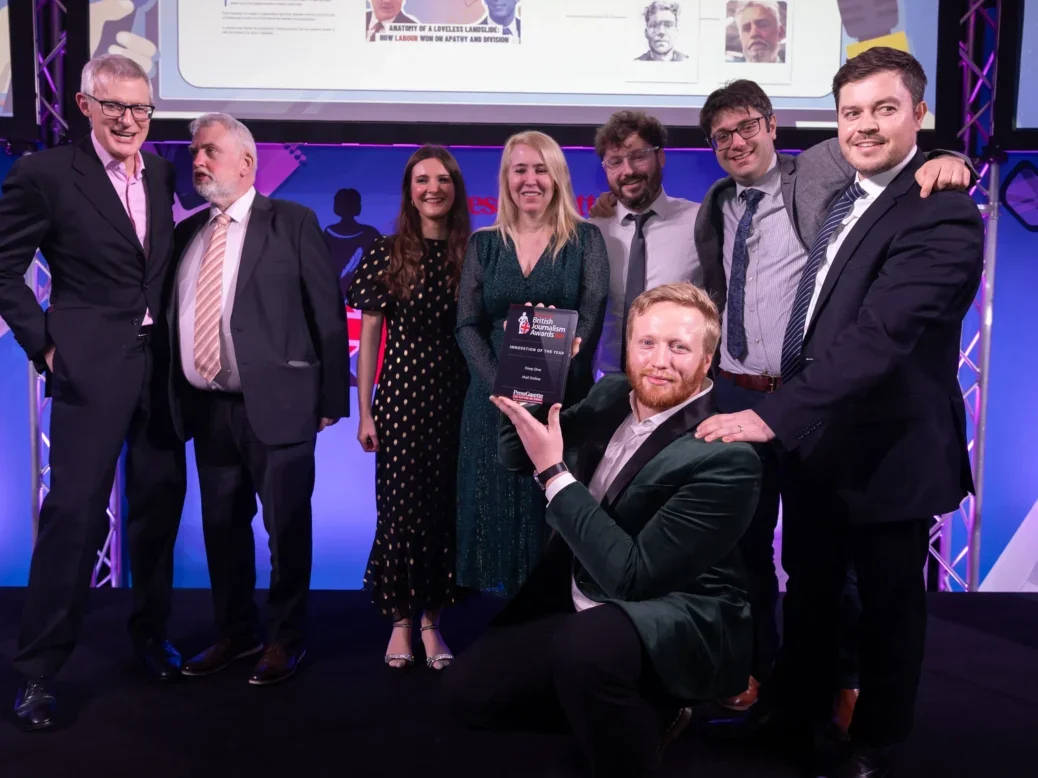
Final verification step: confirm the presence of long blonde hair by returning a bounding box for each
[489,131,583,259]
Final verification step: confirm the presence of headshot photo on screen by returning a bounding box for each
[725,0,786,64]
[472,0,522,38]
[366,0,420,41]
[635,1,688,62]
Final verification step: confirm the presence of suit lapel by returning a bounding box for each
[602,390,717,508]
[233,193,273,298]
[578,397,634,485]
[167,210,209,331]
[778,153,806,249]
[71,137,145,255]
[804,154,923,337]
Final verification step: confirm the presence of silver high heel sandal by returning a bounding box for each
[384,622,414,668]
[421,624,454,670]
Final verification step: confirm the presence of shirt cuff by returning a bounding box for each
[546,472,578,503]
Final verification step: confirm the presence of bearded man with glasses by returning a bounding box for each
[0,54,185,731]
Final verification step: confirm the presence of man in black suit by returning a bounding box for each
[0,54,187,731]
[366,1,419,40]
[168,113,349,686]
[474,0,521,38]
[697,48,984,778]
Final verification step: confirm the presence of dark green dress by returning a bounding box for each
[455,222,609,595]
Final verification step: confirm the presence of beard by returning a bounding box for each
[626,359,709,411]
[611,165,663,211]
[193,173,236,204]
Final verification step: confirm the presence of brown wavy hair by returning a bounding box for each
[383,145,471,300]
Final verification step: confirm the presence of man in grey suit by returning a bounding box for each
[694,79,972,726]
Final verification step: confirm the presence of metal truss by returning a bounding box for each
[930,0,1002,592]
[30,0,123,586]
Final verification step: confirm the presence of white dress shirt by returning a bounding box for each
[177,186,257,392]
[544,380,714,611]
[803,146,917,332]
[590,189,702,376]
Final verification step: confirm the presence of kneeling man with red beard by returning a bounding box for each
[442,282,762,777]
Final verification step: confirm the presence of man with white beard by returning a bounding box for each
[167,113,349,686]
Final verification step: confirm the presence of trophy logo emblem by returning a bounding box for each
[517,311,531,335]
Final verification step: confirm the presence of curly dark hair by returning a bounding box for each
[594,111,668,159]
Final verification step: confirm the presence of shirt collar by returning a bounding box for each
[616,187,672,224]
[734,153,779,199]
[856,145,917,199]
[209,186,257,224]
[627,378,713,431]
[91,130,145,182]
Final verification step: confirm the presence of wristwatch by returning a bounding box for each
[533,461,569,491]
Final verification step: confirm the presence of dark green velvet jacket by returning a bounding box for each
[497,374,761,701]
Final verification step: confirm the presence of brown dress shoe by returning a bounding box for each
[249,644,307,686]
[718,675,760,711]
[658,706,694,756]
[181,636,264,677]
[833,688,860,735]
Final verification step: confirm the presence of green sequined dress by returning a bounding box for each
[454,223,609,596]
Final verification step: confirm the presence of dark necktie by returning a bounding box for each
[725,188,765,361]
[620,210,656,371]
[369,21,383,41]
[779,181,867,381]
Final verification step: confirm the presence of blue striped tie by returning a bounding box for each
[779,181,867,381]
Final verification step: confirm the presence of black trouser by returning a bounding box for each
[772,466,930,747]
[442,603,679,778]
[14,333,187,678]
[191,390,315,647]
[714,372,860,688]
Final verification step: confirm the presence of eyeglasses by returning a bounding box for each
[709,115,770,151]
[602,147,660,170]
[85,94,155,121]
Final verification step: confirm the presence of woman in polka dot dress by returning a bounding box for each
[348,146,471,670]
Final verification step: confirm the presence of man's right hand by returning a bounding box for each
[43,346,55,373]
[588,192,618,219]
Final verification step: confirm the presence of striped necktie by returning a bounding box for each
[193,213,232,383]
[779,181,866,381]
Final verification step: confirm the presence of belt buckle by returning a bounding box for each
[764,375,779,393]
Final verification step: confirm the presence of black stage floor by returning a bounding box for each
[0,589,1036,777]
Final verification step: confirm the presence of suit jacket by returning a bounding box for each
[755,153,984,522]
[0,136,176,401]
[168,194,350,447]
[366,10,419,26]
[694,138,976,318]
[497,375,762,701]
[474,14,521,35]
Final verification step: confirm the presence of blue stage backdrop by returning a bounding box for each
[0,144,1036,590]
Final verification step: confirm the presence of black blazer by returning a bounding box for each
[474,14,521,35]
[366,10,419,26]
[168,194,351,447]
[0,136,176,400]
[755,153,984,522]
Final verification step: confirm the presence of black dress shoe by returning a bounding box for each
[182,636,264,677]
[13,679,56,732]
[136,638,183,681]
[658,706,693,756]
[827,746,892,778]
[248,644,306,686]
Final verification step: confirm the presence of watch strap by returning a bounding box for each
[534,461,569,490]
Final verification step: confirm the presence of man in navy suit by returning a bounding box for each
[697,48,983,778]
[366,1,418,40]
[474,0,521,38]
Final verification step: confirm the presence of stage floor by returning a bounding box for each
[0,589,1036,777]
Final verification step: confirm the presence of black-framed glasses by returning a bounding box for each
[602,146,660,170]
[85,93,155,121]
[709,114,770,151]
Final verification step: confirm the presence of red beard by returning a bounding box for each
[626,361,708,411]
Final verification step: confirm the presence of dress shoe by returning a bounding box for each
[136,638,183,682]
[657,706,693,756]
[182,636,264,677]
[826,746,892,778]
[718,675,760,711]
[249,644,306,686]
[13,678,56,732]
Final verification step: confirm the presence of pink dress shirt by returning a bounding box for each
[90,132,153,325]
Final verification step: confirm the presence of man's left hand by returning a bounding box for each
[489,395,564,473]
[916,156,972,197]
[318,417,340,432]
[695,409,775,443]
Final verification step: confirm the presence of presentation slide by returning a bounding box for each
[88,0,939,130]
[0,0,13,118]
[1018,0,1038,129]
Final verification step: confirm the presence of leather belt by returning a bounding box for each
[718,368,782,393]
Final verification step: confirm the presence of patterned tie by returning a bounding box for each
[193,213,232,383]
[620,210,656,371]
[779,181,867,381]
[369,21,383,41]
[725,188,764,361]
